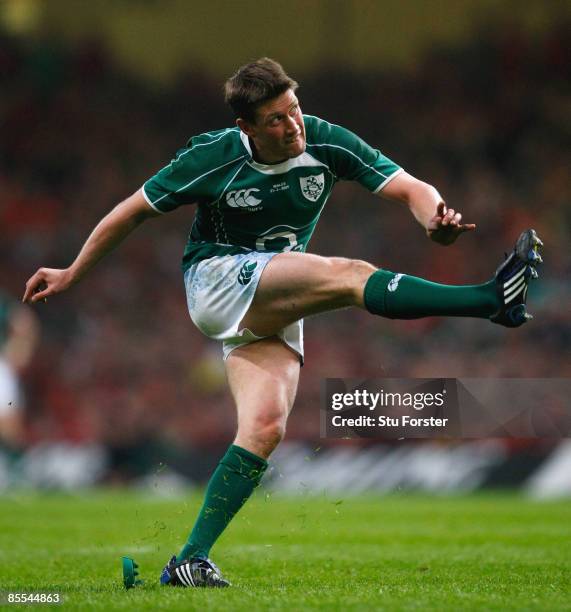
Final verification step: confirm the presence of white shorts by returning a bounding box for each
[184,252,304,362]
[0,359,22,417]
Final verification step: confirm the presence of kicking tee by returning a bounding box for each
[143,115,403,271]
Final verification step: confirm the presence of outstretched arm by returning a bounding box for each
[378,171,476,245]
[23,189,161,303]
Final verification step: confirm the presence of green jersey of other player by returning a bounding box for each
[143,115,402,271]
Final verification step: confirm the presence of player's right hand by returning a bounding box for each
[23,268,74,304]
[427,202,476,246]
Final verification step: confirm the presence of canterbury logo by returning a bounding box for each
[226,188,262,208]
[237,261,258,286]
[388,273,404,292]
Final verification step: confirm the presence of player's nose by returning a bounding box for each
[285,115,299,134]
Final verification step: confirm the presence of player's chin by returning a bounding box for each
[286,139,305,158]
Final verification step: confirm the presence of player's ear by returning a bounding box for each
[237,117,256,137]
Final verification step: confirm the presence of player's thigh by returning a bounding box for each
[241,251,376,335]
[225,336,300,433]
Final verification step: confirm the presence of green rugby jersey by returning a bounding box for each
[142,115,403,271]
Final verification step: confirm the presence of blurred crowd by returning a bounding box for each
[1,24,569,478]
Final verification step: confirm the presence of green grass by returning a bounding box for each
[0,490,569,610]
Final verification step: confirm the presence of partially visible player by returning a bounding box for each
[0,290,39,449]
[23,58,543,587]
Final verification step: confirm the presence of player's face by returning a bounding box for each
[239,89,305,164]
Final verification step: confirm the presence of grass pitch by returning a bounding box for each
[0,490,569,610]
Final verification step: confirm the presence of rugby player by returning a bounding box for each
[23,58,542,587]
[0,290,38,449]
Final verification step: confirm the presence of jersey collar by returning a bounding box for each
[239,129,254,158]
[239,130,319,175]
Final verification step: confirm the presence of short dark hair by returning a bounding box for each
[224,58,298,123]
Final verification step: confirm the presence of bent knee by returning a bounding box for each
[325,257,377,304]
[238,407,288,456]
[257,419,287,448]
[251,410,287,444]
[330,257,376,277]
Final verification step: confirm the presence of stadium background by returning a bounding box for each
[0,0,570,496]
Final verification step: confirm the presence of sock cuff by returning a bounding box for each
[363,269,395,317]
[220,444,268,482]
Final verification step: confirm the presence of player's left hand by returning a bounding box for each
[427,202,476,245]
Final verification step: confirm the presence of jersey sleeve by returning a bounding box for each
[142,144,208,213]
[304,115,403,193]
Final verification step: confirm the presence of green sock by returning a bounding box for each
[364,269,499,319]
[177,444,267,561]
